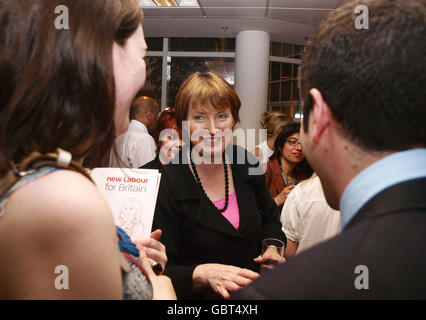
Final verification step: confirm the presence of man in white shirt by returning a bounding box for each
[109,96,160,168]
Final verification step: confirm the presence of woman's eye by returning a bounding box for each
[218,113,228,119]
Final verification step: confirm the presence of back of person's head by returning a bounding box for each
[261,111,293,137]
[0,0,142,174]
[174,72,241,129]
[130,96,160,120]
[300,0,426,151]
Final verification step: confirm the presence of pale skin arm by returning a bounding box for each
[253,246,286,265]
[274,185,296,207]
[192,264,260,299]
[0,170,122,299]
[284,239,299,259]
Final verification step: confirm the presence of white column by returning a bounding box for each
[234,30,270,148]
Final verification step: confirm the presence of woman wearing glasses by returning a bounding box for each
[265,122,313,213]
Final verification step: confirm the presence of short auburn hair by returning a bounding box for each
[158,109,181,136]
[174,72,241,129]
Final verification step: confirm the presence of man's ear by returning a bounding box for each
[310,88,332,144]
[146,109,154,123]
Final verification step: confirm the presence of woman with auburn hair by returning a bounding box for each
[0,0,175,299]
[265,122,313,213]
[141,108,183,170]
[153,72,286,300]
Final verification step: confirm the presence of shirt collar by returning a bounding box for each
[340,148,426,230]
[129,119,148,133]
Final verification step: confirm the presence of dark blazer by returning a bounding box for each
[152,145,286,299]
[231,177,426,299]
[140,154,162,170]
[265,159,284,199]
[265,159,285,212]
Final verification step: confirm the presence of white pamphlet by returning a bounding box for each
[90,168,161,241]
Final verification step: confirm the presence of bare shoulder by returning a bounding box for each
[4,169,117,244]
[11,170,111,219]
[0,170,122,299]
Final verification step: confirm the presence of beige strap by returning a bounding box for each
[0,148,94,199]
[0,170,19,199]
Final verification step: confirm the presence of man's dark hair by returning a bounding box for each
[300,0,426,151]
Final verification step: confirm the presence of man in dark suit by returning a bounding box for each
[232,0,426,299]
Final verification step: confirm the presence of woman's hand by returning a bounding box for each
[192,263,259,299]
[274,185,295,206]
[134,229,167,273]
[139,248,177,300]
[253,246,286,265]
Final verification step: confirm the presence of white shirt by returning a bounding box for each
[281,176,341,254]
[109,120,156,168]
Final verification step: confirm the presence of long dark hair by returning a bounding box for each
[0,0,142,174]
[271,122,313,179]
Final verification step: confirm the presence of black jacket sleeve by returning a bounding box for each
[152,171,197,299]
[245,150,287,246]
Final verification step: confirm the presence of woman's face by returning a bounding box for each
[113,24,147,136]
[282,133,304,164]
[187,102,234,161]
[159,129,183,162]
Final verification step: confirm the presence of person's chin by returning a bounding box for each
[197,146,223,163]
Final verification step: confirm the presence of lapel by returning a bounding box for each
[169,146,251,239]
[345,178,426,230]
[231,157,259,235]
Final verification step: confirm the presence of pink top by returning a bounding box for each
[213,192,240,230]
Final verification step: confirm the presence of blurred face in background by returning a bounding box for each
[282,133,304,164]
[159,128,183,163]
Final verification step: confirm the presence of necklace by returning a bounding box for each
[189,150,229,213]
[279,161,289,187]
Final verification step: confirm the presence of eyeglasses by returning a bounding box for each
[286,139,301,147]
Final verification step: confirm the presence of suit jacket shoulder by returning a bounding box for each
[232,178,426,299]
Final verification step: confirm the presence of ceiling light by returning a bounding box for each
[138,0,199,7]
[177,0,199,6]
[153,0,178,6]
